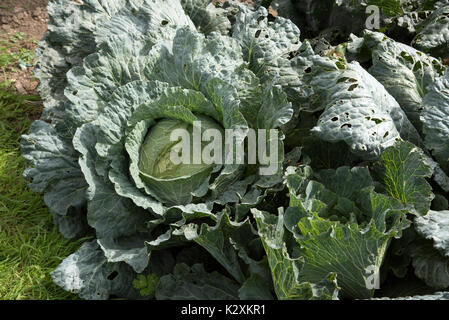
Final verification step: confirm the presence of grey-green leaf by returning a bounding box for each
[415,210,449,257]
[155,263,240,300]
[421,69,449,175]
[51,241,140,300]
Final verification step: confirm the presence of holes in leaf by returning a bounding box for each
[418,11,429,19]
[161,20,169,26]
[255,30,261,38]
[257,15,265,23]
[341,123,352,129]
[304,67,312,73]
[331,117,339,122]
[107,271,119,281]
[338,77,357,84]
[365,117,383,124]
[383,131,389,139]
[335,61,346,69]
[348,84,358,91]
[72,90,78,95]
[400,51,414,64]
[413,61,423,72]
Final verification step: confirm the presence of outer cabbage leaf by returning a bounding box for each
[421,69,449,175]
[232,5,302,97]
[95,0,194,45]
[376,142,434,216]
[239,273,275,300]
[279,164,410,299]
[347,30,446,130]
[309,56,420,159]
[35,0,132,117]
[253,209,340,300]
[155,263,240,300]
[409,240,449,289]
[20,121,89,238]
[179,211,258,283]
[180,0,232,35]
[415,210,449,257]
[284,0,443,42]
[51,241,140,300]
[413,5,449,59]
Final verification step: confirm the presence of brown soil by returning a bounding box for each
[0,0,49,94]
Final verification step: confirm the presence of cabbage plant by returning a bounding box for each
[22,0,297,299]
[21,0,449,300]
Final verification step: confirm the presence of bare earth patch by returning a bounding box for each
[0,0,49,94]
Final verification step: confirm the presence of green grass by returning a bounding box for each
[0,32,36,78]
[0,84,84,299]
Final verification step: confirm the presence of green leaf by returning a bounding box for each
[64,36,159,125]
[21,121,89,238]
[253,209,340,300]
[179,211,258,283]
[51,241,140,300]
[377,141,434,215]
[348,30,446,130]
[36,0,130,117]
[421,70,449,175]
[239,273,274,300]
[313,166,374,201]
[409,240,449,289]
[294,214,401,299]
[281,165,410,299]
[415,210,449,257]
[155,263,240,300]
[232,5,302,93]
[133,273,159,297]
[180,0,232,35]
[413,5,449,59]
[95,0,195,45]
[309,56,420,160]
[73,124,149,243]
